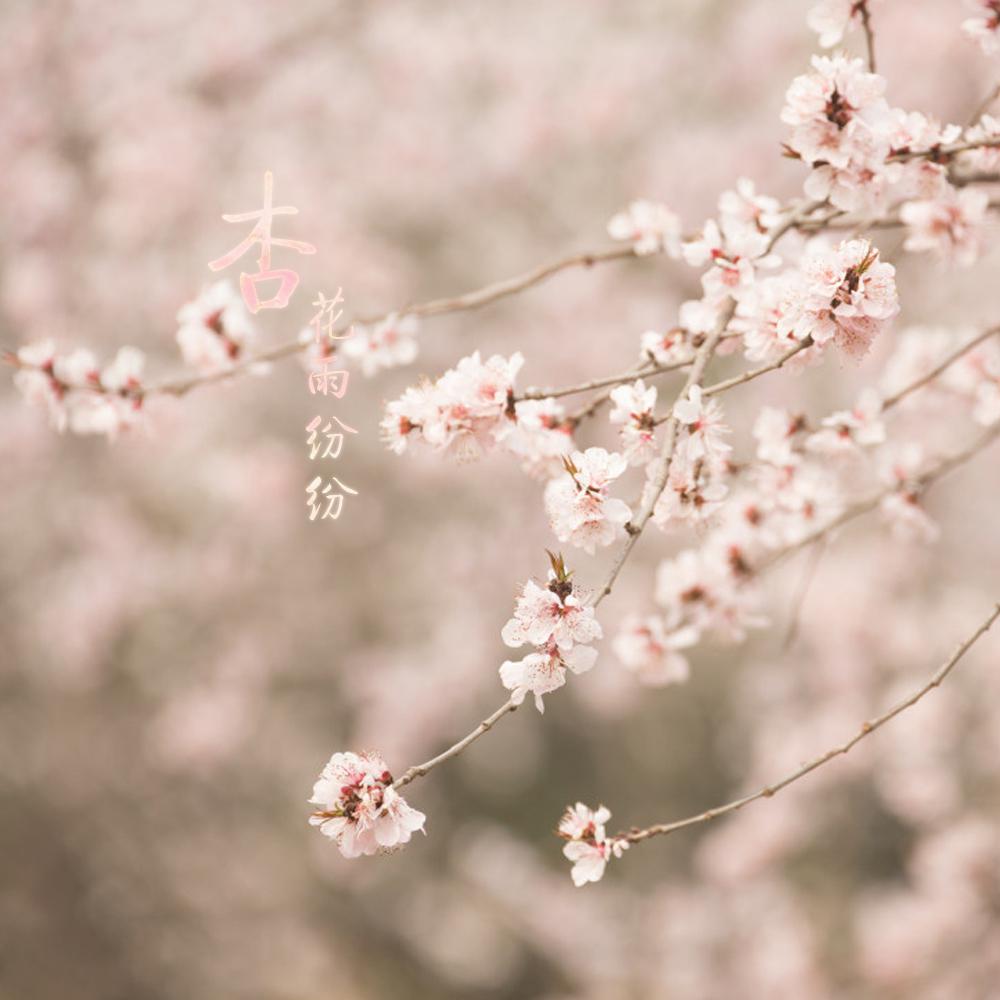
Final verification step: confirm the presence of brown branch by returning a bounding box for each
[620,602,1000,845]
[859,0,877,73]
[881,326,1000,411]
[392,698,518,790]
[594,302,735,607]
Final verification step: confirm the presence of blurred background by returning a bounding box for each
[2,1,1000,997]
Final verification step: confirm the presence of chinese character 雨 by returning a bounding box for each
[306,415,358,460]
[306,475,358,521]
[308,359,350,397]
[209,171,316,313]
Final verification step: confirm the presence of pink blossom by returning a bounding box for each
[558,802,628,886]
[782,55,896,211]
[682,218,778,303]
[499,559,601,711]
[672,384,732,466]
[613,614,698,686]
[754,406,808,466]
[900,187,990,267]
[806,388,885,454]
[499,398,575,478]
[780,239,898,359]
[13,341,146,438]
[877,443,938,541]
[609,379,658,465]
[309,750,426,858]
[607,200,682,257]
[544,447,632,554]
[500,642,597,712]
[648,437,729,530]
[807,0,871,48]
[342,312,419,377]
[640,327,691,366]
[501,578,602,651]
[176,280,257,373]
[717,177,782,234]
[381,351,523,460]
[962,0,1000,54]
[962,113,1000,173]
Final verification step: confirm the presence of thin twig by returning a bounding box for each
[516,355,692,404]
[780,536,826,653]
[620,602,1000,844]
[390,309,731,792]
[881,326,1000,411]
[393,698,518,790]
[859,0,877,73]
[967,80,1000,127]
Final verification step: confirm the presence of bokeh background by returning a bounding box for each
[2,1,1000,997]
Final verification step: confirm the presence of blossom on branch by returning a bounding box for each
[781,238,899,359]
[380,350,523,459]
[309,751,426,858]
[12,341,146,438]
[499,554,601,711]
[609,379,658,465]
[808,0,875,49]
[607,200,682,257]
[342,313,419,377]
[544,448,632,554]
[176,280,258,373]
[557,802,629,886]
[901,187,990,267]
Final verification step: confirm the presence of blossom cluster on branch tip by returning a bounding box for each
[557,803,629,886]
[309,751,425,858]
[176,280,260,374]
[499,553,601,711]
[11,340,145,437]
[381,350,574,473]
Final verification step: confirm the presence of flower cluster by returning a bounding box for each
[342,312,419,377]
[557,802,629,886]
[499,554,601,711]
[381,351,524,459]
[607,200,682,257]
[766,240,899,358]
[309,751,426,858]
[609,379,658,465]
[782,54,895,211]
[11,341,145,438]
[544,448,632,554]
[900,187,990,268]
[176,280,258,374]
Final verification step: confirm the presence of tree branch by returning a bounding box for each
[619,602,1000,844]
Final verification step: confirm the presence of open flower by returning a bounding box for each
[176,280,257,373]
[499,555,601,711]
[342,313,419,376]
[544,448,632,554]
[607,200,682,257]
[557,802,629,886]
[309,751,425,858]
[613,614,699,686]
